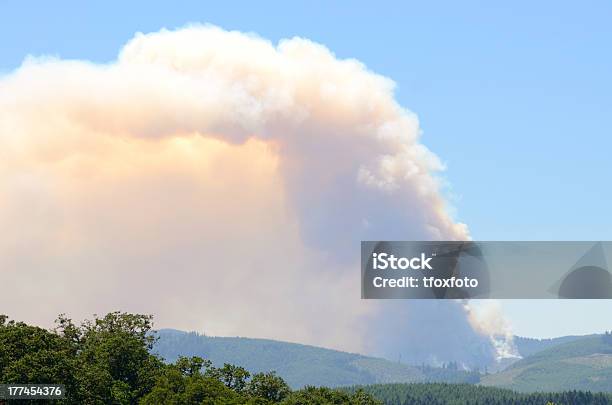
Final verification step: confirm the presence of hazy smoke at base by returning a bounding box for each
[0,25,502,363]
[464,300,520,362]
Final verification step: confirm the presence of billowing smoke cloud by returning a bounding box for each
[0,25,493,362]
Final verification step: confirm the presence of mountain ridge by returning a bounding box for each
[153,329,479,388]
[153,328,612,391]
[481,335,612,392]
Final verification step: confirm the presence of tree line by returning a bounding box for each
[344,383,612,405]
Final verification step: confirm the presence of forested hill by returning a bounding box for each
[3,312,610,404]
[481,334,612,392]
[153,329,479,388]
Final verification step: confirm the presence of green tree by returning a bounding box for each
[61,312,163,404]
[0,315,79,403]
[139,356,244,405]
[213,363,251,393]
[1,312,165,404]
[246,371,291,402]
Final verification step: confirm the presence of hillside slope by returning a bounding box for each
[482,335,612,392]
[153,329,478,388]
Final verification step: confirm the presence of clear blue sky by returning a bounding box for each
[2,0,611,338]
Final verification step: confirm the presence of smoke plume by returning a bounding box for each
[0,25,494,361]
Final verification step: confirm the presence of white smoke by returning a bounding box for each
[464,300,520,361]
[0,25,480,355]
